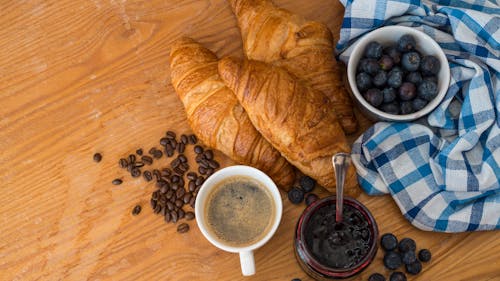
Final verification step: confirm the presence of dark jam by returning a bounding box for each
[304,204,371,269]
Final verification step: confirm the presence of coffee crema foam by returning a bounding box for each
[204,176,275,247]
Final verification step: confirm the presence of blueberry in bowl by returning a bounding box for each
[347,26,450,122]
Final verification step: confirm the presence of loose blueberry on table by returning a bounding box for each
[355,34,441,115]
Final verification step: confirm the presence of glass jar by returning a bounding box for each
[294,196,378,280]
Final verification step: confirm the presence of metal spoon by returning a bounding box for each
[332,152,351,223]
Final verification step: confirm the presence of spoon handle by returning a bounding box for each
[333,153,351,223]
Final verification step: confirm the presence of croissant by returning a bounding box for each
[218,57,359,196]
[169,37,296,189]
[227,0,358,134]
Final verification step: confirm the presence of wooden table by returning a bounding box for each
[1,0,499,280]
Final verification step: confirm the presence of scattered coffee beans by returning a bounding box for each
[177,223,189,233]
[93,153,102,163]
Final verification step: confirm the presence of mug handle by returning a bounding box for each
[239,251,255,276]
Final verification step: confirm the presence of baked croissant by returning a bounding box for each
[227,0,358,134]
[169,37,296,189]
[218,57,359,196]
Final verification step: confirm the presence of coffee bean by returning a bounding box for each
[164,212,171,222]
[189,197,196,208]
[171,175,180,183]
[170,139,177,149]
[195,176,204,186]
[149,147,157,155]
[183,193,192,204]
[179,134,187,145]
[206,168,214,176]
[161,205,168,216]
[187,172,197,181]
[154,204,162,214]
[204,150,214,160]
[150,198,157,209]
[171,158,180,169]
[161,168,172,177]
[185,211,195,221]
[156,180,167,188]
[188,134,197,144]
[194,145,203,154]
[175,199,183,208]
[176,188,185,198]
[127,164,134,172]
[188,181,196,192]
[171,211,178,223]
[160,185,168,194]
[152,190,159,200]
[119,158,128,169]
[165,189,174,200]
[128,154,136,163]
[141,156,153,165]
[93,153,102,163]
[178,154,187,163]
[158,196,167,206]
[198,166,207,175]
[199,160,209,169]
[153,150,163,159]
[160,137,169,146]
[132,205,142,216]
[143,170,153,182]
[166,147,175,157]
[178,208,185,219]
[166,131,176,139]
[171,183,179,191]
[136,149,143,156]
[166,201,174,211]
[152,169,161,179]
[177,223,189,233]
[208,160,220,169]
[134,161,145,168]
[178,142,185,154]
[112,179,123,185]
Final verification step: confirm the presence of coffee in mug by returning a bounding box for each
[204,176,275,247]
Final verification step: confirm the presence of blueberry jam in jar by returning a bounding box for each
[295,196,378,280]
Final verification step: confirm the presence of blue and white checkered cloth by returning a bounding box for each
[336,0,500,232]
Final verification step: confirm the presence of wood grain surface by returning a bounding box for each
[0,0,499,280]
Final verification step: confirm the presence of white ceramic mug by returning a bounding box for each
[195,165,283,276]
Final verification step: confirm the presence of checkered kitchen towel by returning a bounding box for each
[336,0,500,232]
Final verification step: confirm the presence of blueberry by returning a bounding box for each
[397,34,416,52]
[288,187,304,204]
[356,72,372,91]
[363,88,383,107]
[379,55,394,71]
[401,51,421,72]
[373,71,388,87]
[380,233,398,251]
[398,82,417,101]
[389,271,407,281]
[384,46,401,64]
[418,249,432,262]
[420,55,440,76]
[402,251,417,265]
[418,79,438,101]
[400,101,414,115]
[364,41,383,59]
[305,193,319,206]
[412,98,427,111]
[299,176,316,193]
[381,102,400,115]
[405,261,422,275]
[398,238,416,252]
[384,251,402,270]
[368,273,386,281]
[406,72,422,85]
[387,68,403,88]
[360,58,380,75]
[382,87,396,103]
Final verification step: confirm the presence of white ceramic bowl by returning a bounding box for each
[347,25,450,122]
